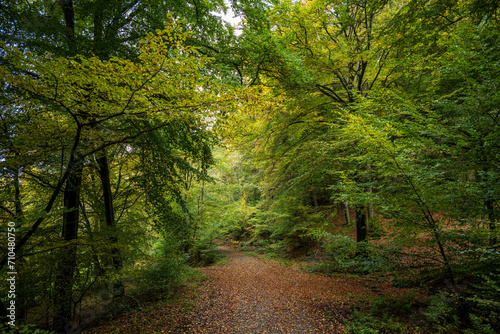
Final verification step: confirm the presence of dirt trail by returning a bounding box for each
[86,246,404,334]
[176,246,372,333]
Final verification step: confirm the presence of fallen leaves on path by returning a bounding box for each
[173,246,410,333]
[86,246,415,333]
[175,247,348,333]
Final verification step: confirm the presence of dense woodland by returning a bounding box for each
[0,0,499,333]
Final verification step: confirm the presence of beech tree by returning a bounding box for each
[226,0,499,297]
[0,21,227,330]
[1,0,242,330]
[227,0,404,244]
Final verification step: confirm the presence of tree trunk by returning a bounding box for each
[53,5,80,326]
[0,300,7,324]
[367,165,375,231]
[58,0,76,53]
[368,199,375,222]
[194,178,205,240]
[13,167,23,220]
[356,205,367,243]
[53,162,82,333]
[344,203,351,225]
[312,188,319,207]
[96,152,124,298]
[485,199,498,246]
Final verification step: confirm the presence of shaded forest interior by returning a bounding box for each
[0,0,499,333]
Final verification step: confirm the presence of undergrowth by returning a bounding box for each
[0,323,55,334]
[343,293,424,334]
[186,238,225,267]
[240,226,500,333]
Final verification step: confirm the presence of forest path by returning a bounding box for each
[85,246,404,334]
[176,246,369,333]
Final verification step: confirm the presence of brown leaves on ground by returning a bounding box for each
[86,246,417,333]
[177,247,349,333]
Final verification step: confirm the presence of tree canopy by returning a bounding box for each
[1,0,499,332]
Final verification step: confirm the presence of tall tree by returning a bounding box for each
[1,0,242,329]
[0,20,227,329]
[229,0,401,243]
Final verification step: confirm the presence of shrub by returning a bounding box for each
[0,323,55,334]
[344,294,420,334]
[464,314,496,334]
[186,238,224,267]
[137,239,187,293]
[344,308,406,334]
[310,234,391,275]
[424,292,460,333]
[463,250,500,331]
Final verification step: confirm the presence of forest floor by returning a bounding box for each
[86,246,421,333]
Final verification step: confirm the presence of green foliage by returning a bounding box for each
[135,239,187,294]
[186,238,224,267]
[466,269,500,330]
[424,292,461,333]
[179,148,261,243]
[372,294,418,318]
[267,209,319,252]
[344,310,406,334]
[308,232,393,276]
[323,235,357,262]
[2,0,500,331]
[344,294,419,334]
[0,323,55,334]
[464,314,496,334]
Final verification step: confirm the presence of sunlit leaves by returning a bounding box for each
[1,21,229,156]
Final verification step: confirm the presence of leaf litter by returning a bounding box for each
[86,246,416,333]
